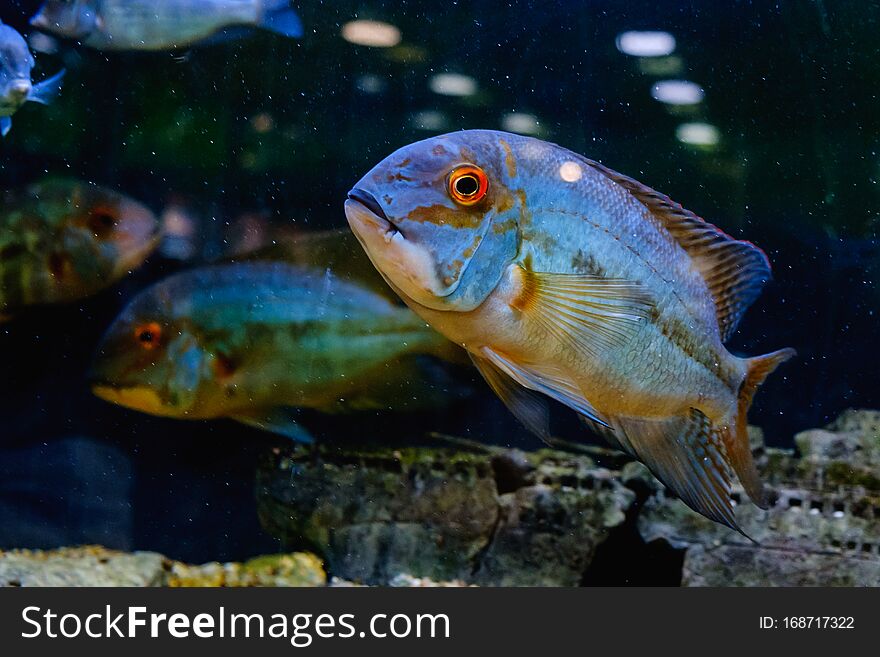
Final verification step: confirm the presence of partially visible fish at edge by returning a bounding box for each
[0,178,160,319]
[0,20,64,137]
[30,0,303,51]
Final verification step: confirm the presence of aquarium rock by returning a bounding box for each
[257,443,636,586]
[0,545,325,587]
[639,410,880,586]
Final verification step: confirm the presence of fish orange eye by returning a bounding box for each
[134,322,162,350]
[448,165,488,205]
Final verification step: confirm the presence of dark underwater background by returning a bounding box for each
[0,0,877,583]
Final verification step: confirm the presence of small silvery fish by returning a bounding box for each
[90,261,456,440]
[30,0,303,51]
[0,178,160,319]
[0,20,64,137]
[345,129,795,533]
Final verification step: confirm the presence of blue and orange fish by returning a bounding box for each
[345,129,795,533]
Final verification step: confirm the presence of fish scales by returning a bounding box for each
[499,137,736,407]
[169,263,442,392]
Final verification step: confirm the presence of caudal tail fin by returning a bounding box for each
[724,347,796,508]
[260,1,304,38]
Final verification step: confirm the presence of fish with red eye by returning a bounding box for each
[345,128,797,536]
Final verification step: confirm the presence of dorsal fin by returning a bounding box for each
[581,158,771,342]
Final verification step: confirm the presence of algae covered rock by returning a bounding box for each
[639,411,880,586]
[682,544,880,587]
[473,451,633,586]
[256,442,635,586]
[167,552,326,587]
[258,445,499,583]
[0,545,325,587]
[0,546,167,587]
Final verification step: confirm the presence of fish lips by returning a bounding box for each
[91,381,173,417]
[8,79,31,101]
[112,224,163,278]
[345,188,398,238]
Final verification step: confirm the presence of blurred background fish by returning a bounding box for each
[0,178,160,320]
[0,19,63,136]
[231,229,405,301]
[90,261,461,440]
[30,0,303,51]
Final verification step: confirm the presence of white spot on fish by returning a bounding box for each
[558,161,583,183]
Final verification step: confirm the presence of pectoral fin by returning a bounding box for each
[232,407,313,443]
[613,410,747,536]
[480,347,608,428]
[470,351,551,440]
[511,265,653,358]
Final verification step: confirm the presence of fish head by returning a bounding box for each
[90,281,208,418]
[0,24,34,112]
[30,1,98,39]
[55,181,161,280]
[345,130,525,312]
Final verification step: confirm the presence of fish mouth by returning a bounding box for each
[347,188,388,222]
[345,188,401,245]
[112,225,163,278]
[9,80,31,100]
[91,382,175,417]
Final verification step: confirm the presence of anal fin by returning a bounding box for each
[615,410,747,535]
